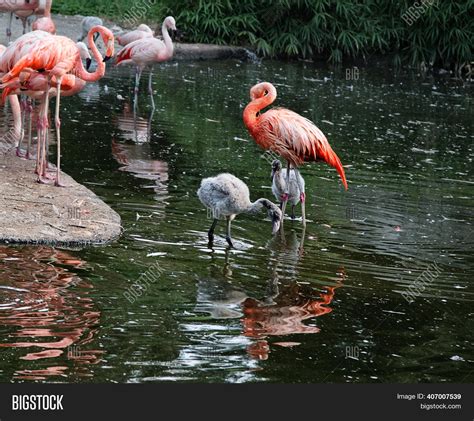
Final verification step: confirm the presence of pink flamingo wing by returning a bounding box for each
[259,108,348,189]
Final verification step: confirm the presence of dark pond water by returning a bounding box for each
[0,59,473,383]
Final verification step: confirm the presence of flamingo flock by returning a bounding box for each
[1,3,348,245]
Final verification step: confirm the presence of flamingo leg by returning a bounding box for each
[208,218,218,246]
[148,67,155,111]
[54,77,64,187]
[294,168,306,227]
[16,96,26,157]
[7,13,13,44]
[22,18,27,35]
[36,89,50,183]
[225,217,234,248]
[133,67,143,112]
[26,99,33,159]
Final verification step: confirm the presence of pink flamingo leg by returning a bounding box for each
[37,89,51,184]
[26,99,34,159]
[16,97,26,158]
[294,169,306,226]
[54,77,65,187]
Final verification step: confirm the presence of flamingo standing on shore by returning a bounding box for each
[2,42,91,164]
[117,24,154,46]
[116,16,176,110]
[243,82,348,227]
[0,44,22,151]
[197,173,282,248]
[1,26,114,185]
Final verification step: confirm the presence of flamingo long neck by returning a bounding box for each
[246,198,271,215]
[75,28,105,82]
[243,86,277,132]
[161,21,174,59]
[274,170,287,193]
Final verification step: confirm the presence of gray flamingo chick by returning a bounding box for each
[78,16,104,42]
[271,160,306,220]
[198,173,282,247]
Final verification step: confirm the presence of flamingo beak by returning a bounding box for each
[86,58,92,70]
[271,167,276,181]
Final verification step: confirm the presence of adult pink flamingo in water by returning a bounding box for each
[243,82,348,227]
[116,16,176,110]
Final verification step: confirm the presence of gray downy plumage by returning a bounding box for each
[78,16,103,42]
[271,160,305,219]
[197,173,282,247]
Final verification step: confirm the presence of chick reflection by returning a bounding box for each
[0,246,102,380]
[198,229,345,361]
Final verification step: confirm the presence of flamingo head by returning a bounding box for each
[250,82,277,101]
[89,25,115,62]
[76,42,92,70]
[259,199,282,234]
[271,159,282,181]
[164,16,177,31]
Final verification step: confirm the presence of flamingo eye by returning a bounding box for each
[264,90,268,95]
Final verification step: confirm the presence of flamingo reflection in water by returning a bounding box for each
[0,246,102,381]
[196,229,345,361]
[112,103,169,202]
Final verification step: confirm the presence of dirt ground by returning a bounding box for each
[0,150,122,246]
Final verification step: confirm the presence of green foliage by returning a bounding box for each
[52,0,473,67]
[160,0,473,67]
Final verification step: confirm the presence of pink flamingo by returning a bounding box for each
[2,43,90,164]
[1,26,114,186]
[116,16,176,110]
[32,1,56,34]
[243,82,348,226]
[0,44,22,152]
[1,0,50,43]
[117,24,154,46]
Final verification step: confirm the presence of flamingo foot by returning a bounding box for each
[37,176,50,184]
[54,181,66,188]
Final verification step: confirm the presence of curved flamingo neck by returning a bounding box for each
[161,21,174,58]
[243,85,277,131]
[75,28,106,82]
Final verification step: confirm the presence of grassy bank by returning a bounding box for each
[52,0,473,68]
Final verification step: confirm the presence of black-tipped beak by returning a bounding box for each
[271,168,276,181]
[103,55,112,63]
[86,58,92,70]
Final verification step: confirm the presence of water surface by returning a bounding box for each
[0,60,472,383]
